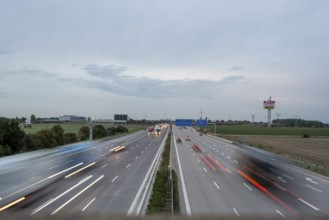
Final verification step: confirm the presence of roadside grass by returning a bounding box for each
[20,123,145,134]
[204,125,329,137]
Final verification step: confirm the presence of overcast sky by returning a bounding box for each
[1,0,328,122]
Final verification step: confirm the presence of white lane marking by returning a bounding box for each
[273,182,286,191]
[233,208,240,217]
[306,177,318,184]
[135,156,139,160]
[213,181,220,190]
[226,169,232,173]
[276,210,285,218]
[0,166,25,175]
[126,163,131,168]
[306,184,322,192]
[226,156,231,159]
[277,176,286,183]
[48,163,84,179]
[283,174,293,180]
[49,165,59,170]
[298,198,320,211]
[32,175,92,214]
[233,160,239,164]
[51,175,104,215]
[101,153,107,157]
[111,176,118,183]
[243,183,253,191]
[82,198,96,211]
[101,164,108,168]
[115,156,120,160]
[197,159,200,163]
[203,168,208,173]
[141,151,144,154]
[65,162,96,178]
[173,132,191,216]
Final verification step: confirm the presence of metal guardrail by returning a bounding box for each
[127,128,169,216]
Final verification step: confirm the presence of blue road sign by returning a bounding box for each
[175,119,193,127]
[196,119,208,127]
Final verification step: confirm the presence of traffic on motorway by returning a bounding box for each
[1,124,329,218]
[173,125,329,217]
[0,127,169,215]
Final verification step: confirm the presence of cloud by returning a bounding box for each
[229,66,243,71]
[1,69,58,78]
[84,64,128,79]
[0,91,14,98]
[0,48,10,55]
[79,64,246,99]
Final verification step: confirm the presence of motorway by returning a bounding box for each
[1,124,329,218]
[173,126,329,218]
[0,128,168,215]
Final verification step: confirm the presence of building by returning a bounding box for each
[59,115,86,122]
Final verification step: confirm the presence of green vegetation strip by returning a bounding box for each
[147,130,180,214]
[203,125,329,137]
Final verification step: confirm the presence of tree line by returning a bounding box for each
[0,117,129,157]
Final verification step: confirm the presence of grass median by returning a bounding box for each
[147,130,180,215]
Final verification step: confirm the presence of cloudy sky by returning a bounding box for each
[1,0,328,122]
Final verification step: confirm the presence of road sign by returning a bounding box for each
[175,119,193,127]
[196,119,208,127]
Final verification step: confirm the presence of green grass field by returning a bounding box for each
[202,125,329,137]
[21,123,145,134]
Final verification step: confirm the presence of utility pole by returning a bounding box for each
[251,114,255,123]
[87,117,93,141]
[293,115,300,127]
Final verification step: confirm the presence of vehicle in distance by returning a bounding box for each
[155,125,161,135]
[185,136,191,141]
[176,138,182,143]
[147,127,154,134]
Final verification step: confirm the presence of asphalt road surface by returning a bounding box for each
[0,128,168,215]
[173,126,329,218]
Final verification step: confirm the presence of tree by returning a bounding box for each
[78,126,90,141]
[64,133,78,144]
[106,127,116,136]
[115,125,128,133]
[0,117,25,154]
[30,114,36,123]
[93,125,106,139]
[51,125,64,145]
[32,129,56,149]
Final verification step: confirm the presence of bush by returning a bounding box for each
[115,125,128,133]
[106,127,116,136]
[51,125,64,145]
[0,145,12,156]
[78,126,90,141]
[93,125,106,139]
[303,134,310,138]
[64,133,78,144]
[32,129,57,149]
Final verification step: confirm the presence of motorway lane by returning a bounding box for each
[173,126,329,217]
[1,129,168,215]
